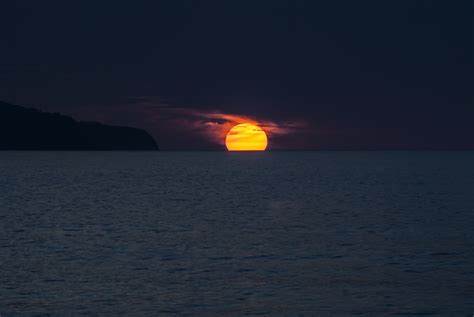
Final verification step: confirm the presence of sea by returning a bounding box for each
[0,151,473,315]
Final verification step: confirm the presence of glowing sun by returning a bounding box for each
[225,123,268,151]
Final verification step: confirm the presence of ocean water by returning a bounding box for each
[0,151,473,315]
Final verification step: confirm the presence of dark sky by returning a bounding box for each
[1,0,473,150]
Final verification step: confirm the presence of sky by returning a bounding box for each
[1,0,473,150]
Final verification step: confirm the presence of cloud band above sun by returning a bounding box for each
[170,109,304,150]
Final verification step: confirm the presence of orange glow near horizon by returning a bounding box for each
[225,123,268,151]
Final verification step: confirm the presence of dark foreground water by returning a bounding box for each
[0,151,473,315]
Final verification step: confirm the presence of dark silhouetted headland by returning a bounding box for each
[0,101,159,150]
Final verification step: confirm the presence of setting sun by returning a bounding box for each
[225,123,268,151]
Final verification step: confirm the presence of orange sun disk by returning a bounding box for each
[225,123,268,151]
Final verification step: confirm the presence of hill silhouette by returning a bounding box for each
[0,101,158,150]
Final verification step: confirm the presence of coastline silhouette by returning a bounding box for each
[0,101,159,151]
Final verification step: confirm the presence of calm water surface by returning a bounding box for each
[0,151,473,315]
